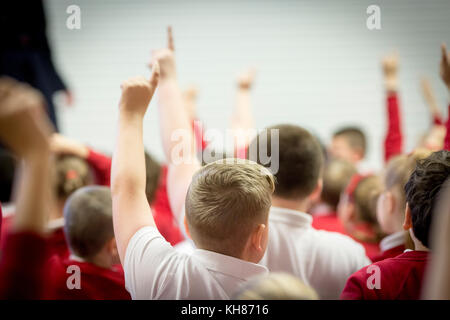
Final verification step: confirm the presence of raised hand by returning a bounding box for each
[237,68,257,90]
[440,43,450,90]
[0,77,52,159]
[119,63,160,117]
[382,53,398,92]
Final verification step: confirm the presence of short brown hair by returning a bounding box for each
[322,159,357,210]
[185,159,274,257]
[248,124,323,200]
[333,127,366,157]
[63,186,114,259]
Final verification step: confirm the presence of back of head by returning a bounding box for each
[234,272,319,300]
[185,158,274,257]
[64,186,114,260]
[384,148,432,208]
[353,175,382,225]
[332,127,367,161]
[144,151,161,203]
[405,150,450,248]
[55,155,92,200]
[0,149,16,202]
[322,159,357,210]
[248,124,324,200]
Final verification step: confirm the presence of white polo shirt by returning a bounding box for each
[124,226,268,300]
[260,207,371,299]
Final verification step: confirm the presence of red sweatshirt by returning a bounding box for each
[340,250,429,300]
[86,148,183,246]
[384,93,403,163]
[45,256,131,300]
[371,245,405,263]
[0,231,49,299]
[312,214,347,234]
[445,104,450,151]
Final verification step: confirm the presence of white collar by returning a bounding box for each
[269,206,313,228]
[192,249,268,280]
[46,217,65,231]
[0,202,15,218]
[380,231,405,252]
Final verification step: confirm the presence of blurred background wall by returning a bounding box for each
[45,0,450,169]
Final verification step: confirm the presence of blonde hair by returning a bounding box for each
[384,148,432,207]
[185,158,275,257]
[234,272,319,300]
[322,159,357,210]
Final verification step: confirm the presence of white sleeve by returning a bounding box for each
[123,226,177,299]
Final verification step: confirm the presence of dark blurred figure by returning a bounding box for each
[0,0,70,131]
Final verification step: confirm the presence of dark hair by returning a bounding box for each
[0,149,16,202]
[404,150,450,248]
[144,151,161,203]
[248,124,324,200]
[333,127,367,157]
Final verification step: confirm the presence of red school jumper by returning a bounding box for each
[340,250,429,300]
[45,256,131,300]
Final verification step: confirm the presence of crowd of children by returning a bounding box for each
[0,27,449,300]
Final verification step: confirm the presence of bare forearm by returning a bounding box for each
[158,79,196,163]
[111,112,147,198]
[13,151,52,234]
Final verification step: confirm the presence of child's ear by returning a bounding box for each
[184,216,191,239]
[309,179,323,203]
[403,203,413,230]
[385,191,395,216]
[251,224,266,252]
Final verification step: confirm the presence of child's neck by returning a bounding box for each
[271,196,310,213]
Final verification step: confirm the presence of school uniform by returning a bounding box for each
[0,204,14,251]
[0,231,49,299]
[46,218,70,259]
[384,92,403,162]
[371,231,406,263]
[124,226,268,299]
[445,104,450,151]
[46,255,131,300]
[259,207,371,299]
[312,213,347,234]
[86,148,184,246]
[347,223,381,261]
[340,250,429,300]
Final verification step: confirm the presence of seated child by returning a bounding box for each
[341,150,450,299]
[46,186,131,300]
[112,30,276,299]
[338,174,383,259]
[312,159,357,234]
[249,124,371,299]
[373,149,432,262]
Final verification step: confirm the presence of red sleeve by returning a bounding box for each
[192,119,208,151]
[445,104,450,151]
[0,231,49,299]
[340,270,368,300]
[384,93,403,162]
[433,114,444,126]
[86,148,112,186]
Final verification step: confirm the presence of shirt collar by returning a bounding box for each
[269,206,313,228]
[380,231,405,252]
[46,217,65,231]
[192,249,268,280]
